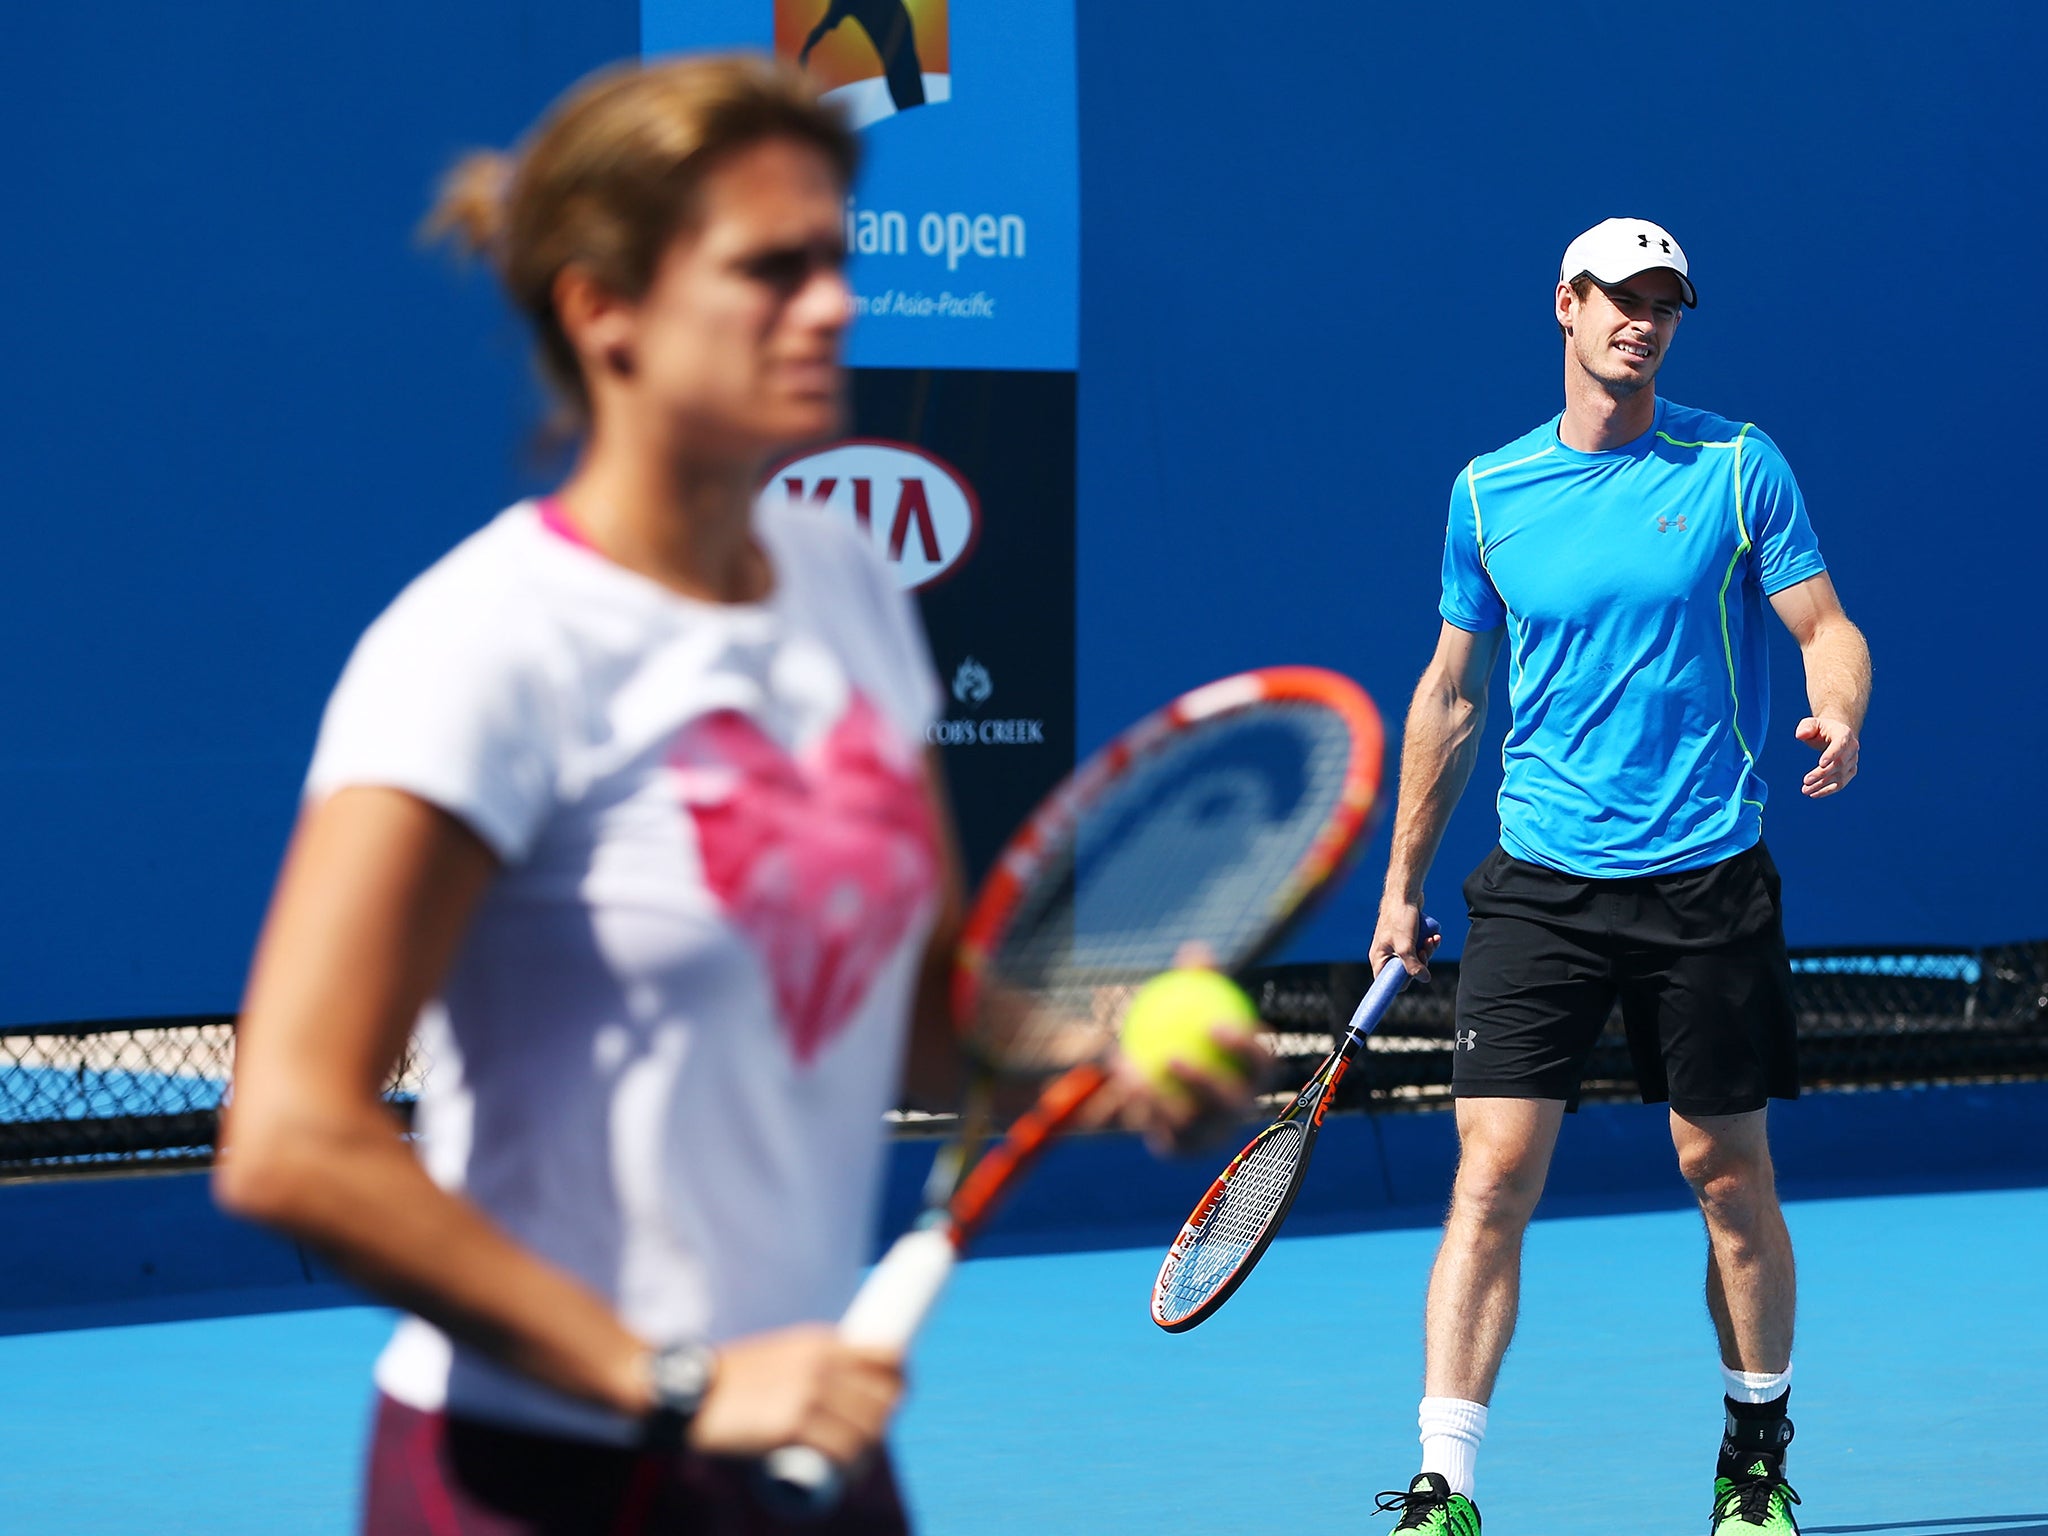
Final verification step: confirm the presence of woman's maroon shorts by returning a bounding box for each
[362,1394,912,1536]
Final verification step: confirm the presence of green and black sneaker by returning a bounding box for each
[1710,1459,1801,1534]
[1373,1473,1480,1535]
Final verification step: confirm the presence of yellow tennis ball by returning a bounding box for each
[1119,968,1259,1090]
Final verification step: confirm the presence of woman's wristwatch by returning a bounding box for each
[641,1340,718,1451]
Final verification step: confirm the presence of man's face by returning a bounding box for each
[1557,268,1685,395]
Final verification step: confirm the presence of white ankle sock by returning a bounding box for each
[1720,1363,1792,1405]
[1418,1396,1488,1497]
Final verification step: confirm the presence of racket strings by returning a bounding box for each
[972,704,1360,1074]
[1155,1121,1306,1321]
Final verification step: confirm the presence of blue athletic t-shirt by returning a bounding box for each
[1440,396,1827,877]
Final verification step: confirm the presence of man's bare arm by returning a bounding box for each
[1371,622,1504,977]
[1768,572,1870,799]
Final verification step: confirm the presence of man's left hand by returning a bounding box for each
[1794,715,1860,797]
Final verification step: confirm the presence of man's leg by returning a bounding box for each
[1427,1096,1567,1401]
[1401,1093,1564,1513]
[1670,1108,1794,1373]
[1672,1109,1800,1529]
[1394,854,1614,1527]
[1619,844,1804,1527]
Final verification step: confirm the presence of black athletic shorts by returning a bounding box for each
[1452,842,1799,1116]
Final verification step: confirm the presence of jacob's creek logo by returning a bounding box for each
[928,657,1044,748]
[763,440,979,592]
[951,657,992,708]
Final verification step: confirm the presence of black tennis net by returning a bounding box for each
[1252,941,2048,1114]
[0,1019,426,1173]
[3,943,2044,1173]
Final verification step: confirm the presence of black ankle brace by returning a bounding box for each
[1719,1394,1794,1477]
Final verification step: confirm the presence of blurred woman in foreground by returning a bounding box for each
[218,54,1250,1535]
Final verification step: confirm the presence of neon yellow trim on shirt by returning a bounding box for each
[1731,421,1754,546]
[1653,430,1741,450]
[1716,422,1766,817]
[1471,445,1557,480]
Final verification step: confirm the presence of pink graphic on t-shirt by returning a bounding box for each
[672,695,939,1066]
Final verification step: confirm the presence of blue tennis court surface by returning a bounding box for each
[0,1066,224,1122]
[2,1185,2042,1535]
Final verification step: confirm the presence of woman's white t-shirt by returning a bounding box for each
[304,498,943,1442]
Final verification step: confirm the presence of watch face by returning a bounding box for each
[652,1343,714,1411]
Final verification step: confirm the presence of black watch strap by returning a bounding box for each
[641,1341,717,1451]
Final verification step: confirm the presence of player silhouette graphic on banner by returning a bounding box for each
[799,0,926,111]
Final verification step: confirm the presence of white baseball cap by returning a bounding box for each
[1560,217,1697,308]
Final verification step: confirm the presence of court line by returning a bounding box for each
[1805,1518,2048,1534]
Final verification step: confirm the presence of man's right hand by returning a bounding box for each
[685,1325,902,1466]
[1370,896,1435,982]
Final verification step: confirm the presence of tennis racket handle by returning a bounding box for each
[840,1224,958,1347]
[1348,917,1441,1036]
[756,1227,959,1516]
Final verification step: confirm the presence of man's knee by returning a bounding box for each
[1449,1101,1559,1230]
[1673,1118,1778,1224]
[1450,1154,1545,1231]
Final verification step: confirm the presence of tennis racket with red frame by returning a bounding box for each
[759,665,1387,1512]
[1148,916,1440,1333]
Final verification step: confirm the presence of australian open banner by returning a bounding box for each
[642,1,1078,372]
[641,2,1081,882]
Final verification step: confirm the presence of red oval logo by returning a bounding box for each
[761,440,981,591]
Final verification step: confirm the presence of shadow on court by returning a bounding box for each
[1805,1521,2048,1534]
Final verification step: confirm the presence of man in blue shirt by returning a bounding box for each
[1369,219,1871,1536]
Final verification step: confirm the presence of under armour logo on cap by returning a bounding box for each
[1560,217,1697,308]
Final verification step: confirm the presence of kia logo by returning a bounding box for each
[763,440,981,591]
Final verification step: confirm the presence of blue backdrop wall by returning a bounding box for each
[3,3,2043,1023]
[1,0,638,1024]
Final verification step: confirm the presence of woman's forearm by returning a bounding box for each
[217,1101,653,1415]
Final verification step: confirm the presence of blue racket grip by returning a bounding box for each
[1341,917,1440,1045]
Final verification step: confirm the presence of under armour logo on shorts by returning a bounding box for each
[1455,1030,1478,1050]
